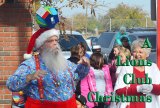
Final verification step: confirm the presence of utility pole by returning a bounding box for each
[85,0,88,36]
[71,17,73,30]
[110,18,112,31]
[145,17,148,28]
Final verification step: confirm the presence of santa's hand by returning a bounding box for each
[78,56,90,66]
[141,84,153,94]
[26,70,46,82]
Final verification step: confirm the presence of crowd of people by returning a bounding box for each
[6,8,160,108]
[7,25,160,108]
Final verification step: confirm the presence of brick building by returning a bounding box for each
[0,0,32,108]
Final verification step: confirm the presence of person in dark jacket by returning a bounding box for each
[68,45,80,64]
[68,45,88,108]
[120,36,131,51]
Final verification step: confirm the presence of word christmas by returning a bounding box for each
[87,92,152,103]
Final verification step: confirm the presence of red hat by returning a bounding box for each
[24,28,59,59]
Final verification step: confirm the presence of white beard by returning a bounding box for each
[41,44,67,73]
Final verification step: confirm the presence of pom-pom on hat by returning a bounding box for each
[24,28,59,59]
[120,26,126,32]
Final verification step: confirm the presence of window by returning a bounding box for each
[59,34,90,51]
[129,35,137,42]
[97,32,115,48]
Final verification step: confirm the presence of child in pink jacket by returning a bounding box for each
[81,53,113,108]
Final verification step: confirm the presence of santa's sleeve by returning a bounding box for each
[6,64,33,92]
[151,84,160,95]
[116,84,141,95]
[74,64,90,80]
[67,61,90,80]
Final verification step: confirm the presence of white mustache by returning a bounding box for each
[48,46,60,52]
[55,47,60,50]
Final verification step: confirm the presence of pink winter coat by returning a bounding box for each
[81,65,113,108]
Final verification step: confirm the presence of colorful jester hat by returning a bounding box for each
[35,6,59,29]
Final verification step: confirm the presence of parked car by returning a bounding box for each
[59,31,92,59]
[128,31,157,63]
[86,36,99,49]
[96,32,116,63]
[127,27,156,33]
[97,31,157,63]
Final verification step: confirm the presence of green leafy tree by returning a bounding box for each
[72,13,87,32]
[87,16,97,32]
[100,3,155,31]
[72,13,103,34]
